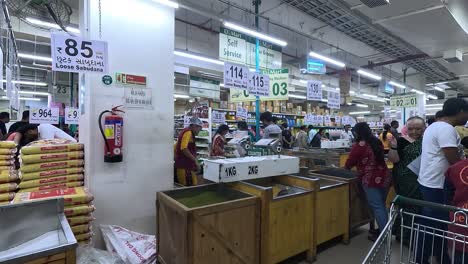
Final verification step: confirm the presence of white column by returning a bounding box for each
[79,0,175,246]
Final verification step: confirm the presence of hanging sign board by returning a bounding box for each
[248,72,270,96]
[224,62,248,90]
[390,93,417,108]
[30,108,59,124]
[51,33,108,73]
[124,88,153,109]
[229,69,289,102]
[53,85,71,104]
[115,73,147,86]
[212,111,226,124]
[307,80,322,101]
[307,58,326,74]
[219,27,282,69]
[65,107,79,125]
[327,91,341,109]
[189,76,220,100]
[236,106,248,120]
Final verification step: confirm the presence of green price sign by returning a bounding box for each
[390,93,418,108]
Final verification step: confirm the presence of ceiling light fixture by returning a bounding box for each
[362,93,378,98]
[356,103,369,108]
[26,17,80,33]
[2,80,48,87]
[20,65,49,71]
[289,94,306,99]
[427,94,438,100]
[223,22,288,47]
[18,91,50,96]
[411,89,425,95]
[309,51,346,68]
[357,69,382,81]
[18,53,52,62]
[433,86,445,92]
[174,94,190,99]
[174,51,224,66]
[388,81,406,89]
[349,111,371,115]
[152,0,179,8]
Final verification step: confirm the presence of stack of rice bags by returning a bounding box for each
[13,187,95,243]
[19,139,85,192]
[0,141,18,204]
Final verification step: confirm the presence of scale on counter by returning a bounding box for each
[203,155,299,183]
[225,131,251,157]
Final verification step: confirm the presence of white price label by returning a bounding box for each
[51,33,108,74]
[212,111,226,124]
[335,116,341,125]
[317,115,324,126]
[307,80,322,101]
[65,107,80,125]
[304,113,314,125]
[248,72,270,96]
[224,62,248,90]
[327,91,341,109]
[30,108,59,124]
[324,115,331,126]
[236,107,248,120]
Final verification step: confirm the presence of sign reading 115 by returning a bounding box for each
[228,65,244,79]
[251,75,264,87]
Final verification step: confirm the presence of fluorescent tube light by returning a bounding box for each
[362,93,378,98]
[26,18,80,33]
[289,94,306,99]
[19,91,50,96]
[309,51,346,68]
[18,53,52,62]
[350,91,356,95]
[299,80,307,84]
[426,103,444,107]
[174,51,224,66]
[349,111,370,115]
[65,27,80,34]
[152,0,179,8]
[2,80,48,86]
[357,69,382,81]
[20,97,41,101]
[355,103,368,108]
[321,99,328,102]
[223,22,287,47]
[427,94,438,100]
[411,89,425,95]
[432,86,445,92]
[389,81,406,89]
[20,65,49,71]
[174,94,190,99]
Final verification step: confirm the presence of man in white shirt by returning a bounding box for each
[340,125,354,143]
[417,98,468,264]
[260,112,282,139]
[39,124,77,142]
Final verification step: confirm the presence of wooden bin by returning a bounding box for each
[156,184,260,264]
[23,250,76,264]
[309,170,373,231]
[310,176,350,245]
[230,175,317,264]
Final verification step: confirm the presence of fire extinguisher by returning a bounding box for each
[98,106,125,163]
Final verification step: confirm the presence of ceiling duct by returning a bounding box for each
[360,0,390,8]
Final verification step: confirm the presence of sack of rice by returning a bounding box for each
[20,160,85,173]
[0,192,14,202]
[0,171,19,184]
[20,151,85,164]
[20,167,84,181]
[0,141,17,149]
[0,183,18,193]
[64,204,95,217]
[18,174,84,189]
[0,148,16,155]
[0,154,15,160]
[71,224,91,235]
[20,181,84,193]
[0,159,15,166]
[68,214,94,226]
[21,140,83,155]
[13,187,94,206]
[75,232,93,242]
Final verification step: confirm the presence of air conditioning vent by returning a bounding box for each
[360,0,390,8]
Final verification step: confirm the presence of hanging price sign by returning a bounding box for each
[390,93,417,108]
[65,107,80,125]
[307,80,322,101]
[30,108,59,124]
[335,116,341,125]
[51,33,108,73]
[236,106,248,120]
[316,115,324,126]
[212,111,226,124]
[224,62,248,90]
[327,91,341,109]
[248,72,270,96]
[324,115,331,126]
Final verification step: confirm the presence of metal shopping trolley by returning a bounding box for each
[363,196,468,264]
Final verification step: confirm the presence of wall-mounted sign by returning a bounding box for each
[390,93,417,108]
[189,76,220,100]
[219,27,282,69]
[124,88,152,109]
[102,75,113,85]
[51,33,108,73]
[307,80,322,101]
[116,73,147,86]
[307,58,326,74]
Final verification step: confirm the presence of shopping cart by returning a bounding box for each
[363,196,468,264]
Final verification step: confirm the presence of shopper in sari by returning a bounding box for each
[211,124,229,157]
[174,117,203,186]
[388,116,425,244]
[345,122,391,241]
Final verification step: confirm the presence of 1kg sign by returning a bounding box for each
[30,108,59,124]
[223,62,248,90]
[65,107,80,125]
[51,33,108,74]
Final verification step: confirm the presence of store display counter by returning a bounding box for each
[309,168,373,232]
[229,175,317,264]
[0,198,77,264]
[156,184,260,264]
[285,148,349,170]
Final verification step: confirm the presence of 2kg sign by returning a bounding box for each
[51,33,108,74]
[30,108,59,124]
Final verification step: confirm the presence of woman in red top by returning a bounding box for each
[210,125,229,157]
[345,122,391,241]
